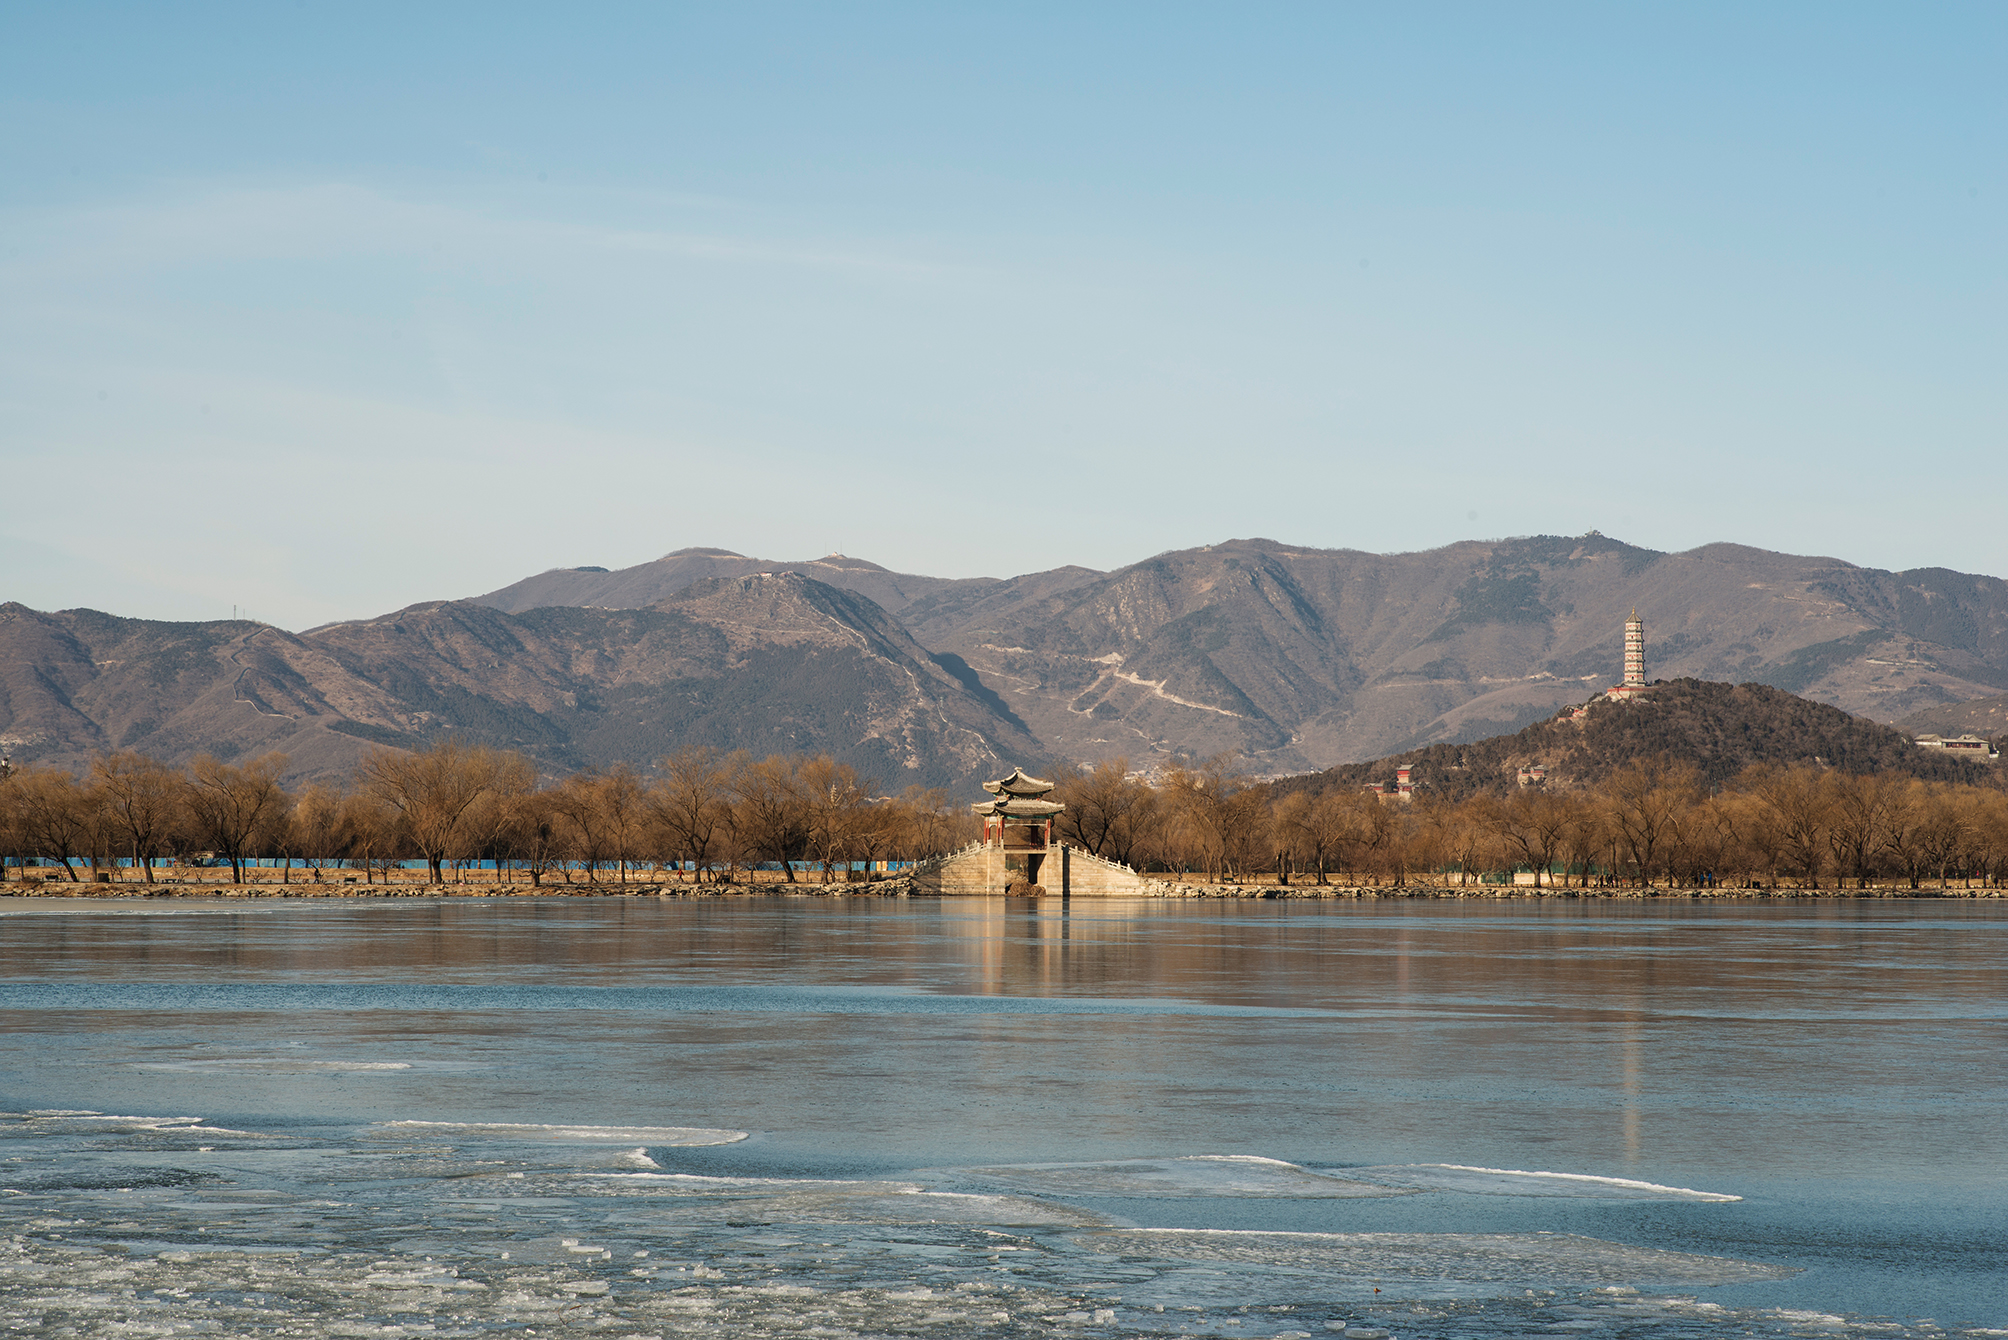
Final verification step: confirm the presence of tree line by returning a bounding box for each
[4,744,2006,891]
[1052,756,2008,890]
[0,744,974,886]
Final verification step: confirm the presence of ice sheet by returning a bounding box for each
[137,1059,416,1072]
[0,1114,1882,1340]
[1080,1228,1796,1288]
[1355,1163,1743,1201]
[573,1172,925,1195]
[376,1120,748,1145]
[3,1110,270,1139]
[736,1189,1107,1227]
[958,1154,1411,1199]
[544,1173,1106,1226]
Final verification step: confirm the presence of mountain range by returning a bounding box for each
[5,533,2006,790]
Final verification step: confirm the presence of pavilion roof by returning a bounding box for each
[971,797,1066,817]
[982,767,1055,797]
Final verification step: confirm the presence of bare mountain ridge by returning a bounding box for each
[471,546,1108,619]
[1276,678,2002,806]
[0,575,1045,791]
[470,534,2008,774]
[940,535,2008,769]
[7,533,2007,787]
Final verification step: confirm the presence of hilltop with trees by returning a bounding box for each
[1280,678,2001,805]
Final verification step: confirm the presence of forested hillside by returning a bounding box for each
[1280,679,2001,805]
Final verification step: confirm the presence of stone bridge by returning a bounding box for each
[892,841,1172,897]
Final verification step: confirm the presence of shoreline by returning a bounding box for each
[2,881,2002,901]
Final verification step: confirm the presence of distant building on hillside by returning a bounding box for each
[1914,734,1997,761]
[1517,765,1548,788]
[1365,766,1419,803]
[1605,610,1649,701]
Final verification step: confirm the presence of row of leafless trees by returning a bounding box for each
[0,744,974,885]
[7,745,2006,890]
[1049,757,2008,889]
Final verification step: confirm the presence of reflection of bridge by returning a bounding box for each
[899,769,1169,896]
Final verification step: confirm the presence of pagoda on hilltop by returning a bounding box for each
[1605,610,1649,701]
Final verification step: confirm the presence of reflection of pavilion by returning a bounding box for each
[974,768,1066,892]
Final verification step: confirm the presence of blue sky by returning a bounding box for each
[3,3,2001,629]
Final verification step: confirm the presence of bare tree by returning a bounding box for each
[733,754,808,882]
[1826,772,1900,890]
[650,746,735,883]
[1422,797,1493,887]
[1557,795,1609,889]
[1480,789,1574,887]
[596,765,648,883]
[500,788,567,888]
[1348,795,1401,885]
[1605,760,1699,887]
[1055,759,1161,865]
[549,771,614,883]
[9,765,92,881]
[1274,789,1369,884]
[289,782,349,882]
[849,799,901,882]
[184,753,291,884]
[1916,785,1971,889]
[335,790,400,884]
[1713,785,1783,889]
[893,784,967,862]
[1967,791,2008,890]
[799,755,871,884]
[357,740,510,884]
[1744,764,1832,889]
[0,769,17,882]
[92,751,182,884]
[1163,755,1251,882]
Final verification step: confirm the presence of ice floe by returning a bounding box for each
[541,1173,1105,1227]
[1078,1228,1796,1290]
[4,1111,269,1139]
[0,1113,1902,1340]
[574,1172,924,1195]
[1353,1164,1742,1201]
[957,1154,1413,1199]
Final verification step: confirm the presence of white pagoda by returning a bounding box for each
[1605,610,1649,700]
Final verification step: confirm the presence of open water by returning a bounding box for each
[0,895,2002,1339]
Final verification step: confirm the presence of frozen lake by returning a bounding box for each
[2,895,2003,1337]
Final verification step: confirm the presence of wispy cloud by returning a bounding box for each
[0,179,977,285]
